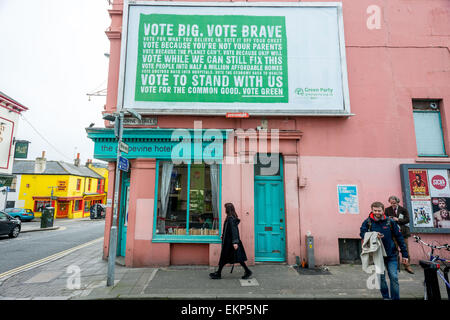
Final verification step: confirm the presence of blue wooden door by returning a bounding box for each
[118,174,130,257]
[254,176,286,261]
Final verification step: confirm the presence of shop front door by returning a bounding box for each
[56,201,69,218]
[254,175,286,262]
[118,173,130,257]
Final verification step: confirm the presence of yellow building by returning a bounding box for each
[12,156,108,219]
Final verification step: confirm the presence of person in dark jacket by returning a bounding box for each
[385,195,414,274]
[209,203,252,280]
[360,201,409,300]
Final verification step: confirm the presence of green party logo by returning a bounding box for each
[295,87,334,98]
[294,88,304,96]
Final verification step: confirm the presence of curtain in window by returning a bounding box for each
[209,164,220,230]
[159,161,174,232]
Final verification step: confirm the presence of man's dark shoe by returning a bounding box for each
[405,266,414,274]
[242,270,252,279]
[209,272,221,279]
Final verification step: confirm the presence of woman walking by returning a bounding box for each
[209,203,252,280]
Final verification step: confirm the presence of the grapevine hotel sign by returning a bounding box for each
[118,2,350,116]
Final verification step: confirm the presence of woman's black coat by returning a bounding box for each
[218,216,248,265]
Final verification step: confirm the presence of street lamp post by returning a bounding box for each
[104,109,141,287]
[106,111,123,287]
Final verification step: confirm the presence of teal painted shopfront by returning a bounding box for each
[87,127,297,266]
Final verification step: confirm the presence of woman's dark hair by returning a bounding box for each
[224,203,238,218]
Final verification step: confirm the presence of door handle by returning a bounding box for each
[280,227,284,230]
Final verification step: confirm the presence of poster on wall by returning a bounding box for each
[337,185,359,214]
[118,2,350,115]
[427,170,450,198]
[408,169,430,199]
[431,197,450,229]
[411,200,434,228]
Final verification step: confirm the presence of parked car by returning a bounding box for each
[0,211,21,238]
[89,203,106,219]
[4,208,35,221]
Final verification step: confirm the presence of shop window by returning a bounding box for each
[76,179,81,191]
[155,161,221,239]
[413,100,446,157]
[35,200,52,212]
[84,201,90,212]
[74,200,82,211]
[6,201,15,209]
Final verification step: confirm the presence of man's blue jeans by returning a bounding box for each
[379,255,399,300]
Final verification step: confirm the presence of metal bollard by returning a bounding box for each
[306,235,315,269]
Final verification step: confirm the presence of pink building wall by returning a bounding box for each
[102,0,450,266]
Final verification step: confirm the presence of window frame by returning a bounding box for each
[74,200,82,212]
[152,160,222,243]
[413,108,447,158]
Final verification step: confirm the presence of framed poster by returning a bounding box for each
[400,164,450,234]
[411,200,433,228]
[431,197,450,229]
[408,169,429,199]
[427,170,450,198]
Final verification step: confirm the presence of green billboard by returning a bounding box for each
[135,14,288,103]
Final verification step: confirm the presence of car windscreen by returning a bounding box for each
[5,208,21,213]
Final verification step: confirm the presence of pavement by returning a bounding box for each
[19,216,92,233]
[0,221,449,300]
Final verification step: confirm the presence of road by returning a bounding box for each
[0,218,105,274]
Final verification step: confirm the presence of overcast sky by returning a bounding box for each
[0,0,111,164]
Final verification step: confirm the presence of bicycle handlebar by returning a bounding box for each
[413,235,450,251]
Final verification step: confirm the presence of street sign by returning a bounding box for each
[119,141,129,154]
[14,140,30,159]
[118,156,129,172]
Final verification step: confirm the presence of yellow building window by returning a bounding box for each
[74,200,82,211]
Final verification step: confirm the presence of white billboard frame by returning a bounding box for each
[117,1,351,116]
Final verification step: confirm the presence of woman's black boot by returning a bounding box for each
[242,270,252,279]
[209,271,221,279]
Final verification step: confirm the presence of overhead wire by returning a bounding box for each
[19,113,73,162]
